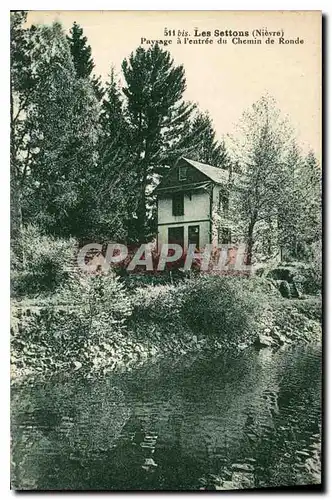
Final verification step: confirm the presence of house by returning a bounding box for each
[156,157,233,253]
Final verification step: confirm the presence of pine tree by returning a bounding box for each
[67,21,94,78]
[67,21,104,100]
[92,68,138,242]
[100,68,128,154]
[121,43,195,240]
[185,111,231,169]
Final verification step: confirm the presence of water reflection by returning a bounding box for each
[11,344,321,490]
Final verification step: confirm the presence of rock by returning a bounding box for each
[231,463,254,472]
[279,280,291,298]
[254,334,278,349]
[216,481,234,490]
[73,360,82,370]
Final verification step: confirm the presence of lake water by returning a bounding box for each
[11,344,322,491]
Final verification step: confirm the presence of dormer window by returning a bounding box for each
[179,166,187,181]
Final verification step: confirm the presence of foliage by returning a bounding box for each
[121,44,195,239]
[229,95,321,264]
[181,276,267,345]
[229,94,293,263]
[67,21,94,78]
[264,298,321,344]
[185,111,231,169]
[278,145,321,261]
[11,19,102,238]
[67,21,104,99]
[131,283,186,324]
[11,225,77,296]
[95,68,138,241]
[26,23,101,237]
[11,270,134,377]
[10,11,35,253]
[57,269,133,324]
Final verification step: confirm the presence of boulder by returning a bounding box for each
[254,334,278,349]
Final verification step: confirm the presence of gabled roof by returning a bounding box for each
[182,157,229,184]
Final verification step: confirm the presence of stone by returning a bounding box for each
[231,463,254,472]
[254,334,277,348]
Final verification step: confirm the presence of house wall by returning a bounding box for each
[158,220,211,253]
[211,184,222,246]
[157,189,211,252]
[158,190,210,225]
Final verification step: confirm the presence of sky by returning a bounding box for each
[27,10,321,160]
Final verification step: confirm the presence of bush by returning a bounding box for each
[180,276,268,346]
[56,269,133,325]
[131,283,186,325]
[11,270,134,376]
[270,297,322,324]
[11,225,77,296]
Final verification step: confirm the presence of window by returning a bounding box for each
[179,166,187,181]
[188,225,200,250]
[168,226,184,249]
[172,192,184,216]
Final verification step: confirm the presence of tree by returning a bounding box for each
[276,143,322,261]
[90,68,138,242]
[100,68,129,157]
[10,11,36,258]
[121,43,194,240]
[230,95,292,264]
[184,111,231,169]
[22,22,100,238]
[67,21,104,100]
[293,150,322,258]
[277,141,303,259]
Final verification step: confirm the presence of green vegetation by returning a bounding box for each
[10,12,322,382]
[11,230,322,381]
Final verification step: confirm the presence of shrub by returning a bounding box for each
[11,270,134,376]
[131,282,186,325]
[56,269,133,325]
[180,275,268,346]
[11,225,77,296]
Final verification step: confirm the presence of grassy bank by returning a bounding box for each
[11,269,322,382]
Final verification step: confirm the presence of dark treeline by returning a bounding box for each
[11,12,230,247]
[10,12,321,265]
